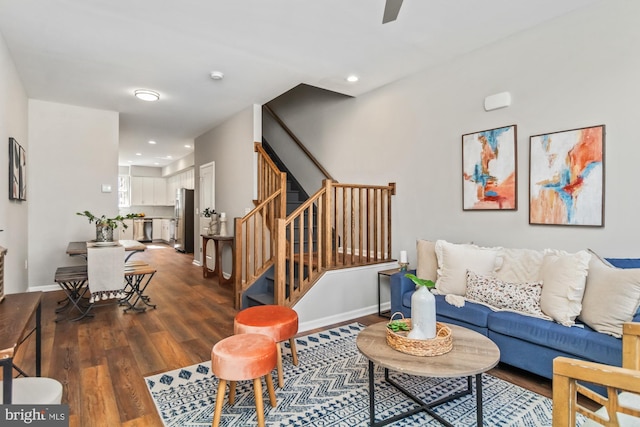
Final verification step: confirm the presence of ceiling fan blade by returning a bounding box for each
[382,0,404,24]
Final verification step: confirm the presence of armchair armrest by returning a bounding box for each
[553,322,640,426]
[389,269,416,317]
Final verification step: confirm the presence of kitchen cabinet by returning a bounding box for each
[152,219,162,241]
[161,219,171,243]
[153,179,168,205]
[166,169,194,206]
[131,177,170,206]
[118,219,134,240]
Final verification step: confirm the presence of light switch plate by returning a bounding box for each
[101,184,112,193]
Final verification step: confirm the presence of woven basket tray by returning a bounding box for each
[386,316,453,357]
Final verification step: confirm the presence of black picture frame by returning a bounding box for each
[529,124,605,227]
[8,138,20,200]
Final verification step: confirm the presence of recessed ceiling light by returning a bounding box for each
[134,89,160,101]
[148,140,157,144]
[136,152,142,156]
[184,144,192,148]
[346,75,359,83]
[154,162,159,165]
[210,71,224,80]
[167,155,173,159]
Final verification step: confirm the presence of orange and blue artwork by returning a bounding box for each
[462,125,517,210]
[529,125,604,226]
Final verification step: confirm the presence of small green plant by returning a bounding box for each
[76,211,139,229]
[203,208,216,218]
[387,319,410,332]
[405,273,435,289]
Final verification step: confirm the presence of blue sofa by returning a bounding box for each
[390,259,640,381]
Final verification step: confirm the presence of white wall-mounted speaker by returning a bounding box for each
[484,91,511,111]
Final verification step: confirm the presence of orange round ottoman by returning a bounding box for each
[234,305,299,388]
[211,333,277,427]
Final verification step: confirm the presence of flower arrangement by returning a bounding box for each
[203,208,216,218]
[76,211,139,229]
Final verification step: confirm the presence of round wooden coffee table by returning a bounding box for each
[356,321,500,427]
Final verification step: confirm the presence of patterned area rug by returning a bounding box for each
[146,323,560,426]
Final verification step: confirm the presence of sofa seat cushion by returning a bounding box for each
[435,295,493,329]
[487,311,621,365]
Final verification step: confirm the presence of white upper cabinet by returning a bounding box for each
[130,176,171,206]
[165,169,194,206]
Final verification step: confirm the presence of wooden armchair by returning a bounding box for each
[553,322,640,426]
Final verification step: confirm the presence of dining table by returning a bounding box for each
[66,239,146,261]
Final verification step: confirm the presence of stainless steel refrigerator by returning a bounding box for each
[174,188,194,253]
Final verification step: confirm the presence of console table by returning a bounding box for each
[201,234,234,285]
[0,291,42,403]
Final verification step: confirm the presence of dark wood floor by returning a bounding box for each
[9,242,562,426]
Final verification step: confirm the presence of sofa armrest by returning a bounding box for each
[389,269,416,317]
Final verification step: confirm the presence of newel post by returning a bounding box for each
[274,218,287,306]
[322,179,333,268]
[233,217,243,309]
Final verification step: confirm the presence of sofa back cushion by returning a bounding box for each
[416,239,438,281]
[434,240,501,296]
[538,249,591,326]
[495,247,545,283]
[579,252,640,338]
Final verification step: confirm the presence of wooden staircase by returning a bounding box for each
[233,141,395,309]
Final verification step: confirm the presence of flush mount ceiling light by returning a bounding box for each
[134,89,160,102]
[346,75,359,83]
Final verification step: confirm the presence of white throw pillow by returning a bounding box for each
[538,249,591,326]
[465,271,550,319]
[579,251,640,338]
[416,239,438,281]
[434,240,501,296]
[495,247,545,283]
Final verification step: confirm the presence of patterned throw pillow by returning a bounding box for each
[465,271,550,319]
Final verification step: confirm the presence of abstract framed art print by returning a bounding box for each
[529,125,604,227]
[462,124,517,210]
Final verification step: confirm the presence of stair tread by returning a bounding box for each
[246,292,274,306]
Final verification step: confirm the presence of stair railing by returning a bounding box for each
[273,179,396,307]
[233,143,287,308]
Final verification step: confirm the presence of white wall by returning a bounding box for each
[163,152,194,177]
[0,32,28,293]
[28,100,119,287]
[194,106,257,271]
[267,1,640,267]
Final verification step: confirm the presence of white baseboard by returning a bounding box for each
[298,301,390,334]
[28,284,60,292]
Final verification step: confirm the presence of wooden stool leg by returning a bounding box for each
[276,343,284,388]
[289,338,299,366]
[253,378,265,427]
[228,380,236,404]
[212,379,226,427]
[265,373,276,407]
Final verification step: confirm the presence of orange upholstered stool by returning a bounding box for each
[234,305,299,388]
[211,333,277,427]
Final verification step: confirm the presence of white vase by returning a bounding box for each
[407,285,436,340]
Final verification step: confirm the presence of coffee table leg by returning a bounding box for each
[475,373,483,426]
[368,360,376,426]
